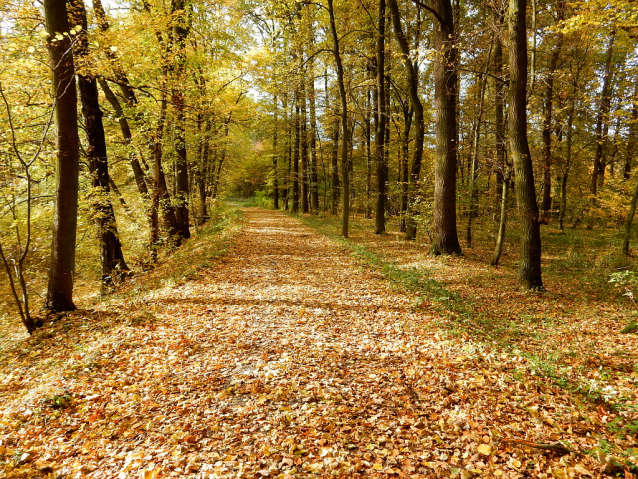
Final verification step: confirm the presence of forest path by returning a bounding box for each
[2,209,611,478]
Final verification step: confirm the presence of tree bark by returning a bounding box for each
[491,166,511,267]
[622,176,638,256]
[431,0,462,255]
[624,83,638,179]
[93,0,137,105]
[494,10,506,207]
[70,0,128,289]
[467,39,493,248]
[541,4,564,216]
[508,0,543,290]
[301,77,309,214]
[293,90,300,213]
[331,107,341,216]
[388,0,424,241]
[375,0,388,234]
[591,31,616,195]
[309,63,320,213]
[328,0,350,237]
[98,78,149,196]
[273,95,280,210]
[170,0,191,240]
[44,0,80,311]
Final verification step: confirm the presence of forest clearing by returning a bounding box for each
[0,207,635,479]
[2,0,638,476]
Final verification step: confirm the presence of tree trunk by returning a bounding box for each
[622,176,638,256]
[79,75,129,287]
[170,0,191,240]
[400,105,412,232]
[331,109,341,215]
[491,166,511,267]
[199,120,211,221]
[431,0,462,255]
[624,83,638,179]
[93,0,137,105]
[273,95,279,210]
[366,83,373,220]
[283,93,291,210]
[71,0,128,289]
[150,71,180,254]
[508,0,543,290]
[591,31,616,195]
[44,0,80,311]
[98,78,149,196]
[293,90,300,213]
[388,0,424,241]
[541,5,564,216]
[375,0,387,234]
[467,39,493,248]
[301,78,309,214]
[494,11,506,208]
[328,0,350,237]
[309,64,320,213]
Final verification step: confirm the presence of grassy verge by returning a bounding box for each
[114,203,243,299]
[292,212,638,442]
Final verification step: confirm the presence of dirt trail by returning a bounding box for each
[1,209,615,478]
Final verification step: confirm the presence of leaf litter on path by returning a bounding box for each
[0,209,630,478]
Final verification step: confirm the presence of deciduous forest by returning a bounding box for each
[0,0,638,477]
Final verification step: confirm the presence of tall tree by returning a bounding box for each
[170,0,192,240]
[387,0,424,241]
[540,0,564,216]
[327,0,350,237]
[375,0,388,234]
[71,0,129,289]
[44,0,80,311]
[430,0,462,255]
[508,0,543,289]
[590,31,615,195]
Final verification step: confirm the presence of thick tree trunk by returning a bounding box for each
[44,0,80,311]
[431,0,462,255]
[328,0,350,237]
[79,76,129,286]
[71,0,128,289]
[170,0,191,240]
[388,0,424,241]
[508,0,543,290]
[375,0,387,234]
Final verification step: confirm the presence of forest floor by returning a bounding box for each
[0,207,637,478]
